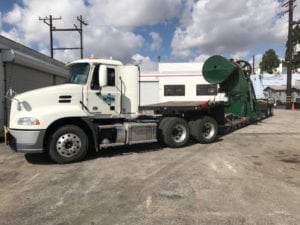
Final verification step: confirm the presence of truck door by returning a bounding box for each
[85,64,121,117]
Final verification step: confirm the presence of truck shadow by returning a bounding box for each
[24,139,224,165]
[24,143,165,165]
[23,118,270,165]
[24,153,56,165]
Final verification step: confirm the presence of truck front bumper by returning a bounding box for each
[8,129,46,153]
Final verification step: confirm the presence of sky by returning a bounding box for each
[0,0,299,71]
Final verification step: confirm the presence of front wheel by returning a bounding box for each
[47,125,89,164]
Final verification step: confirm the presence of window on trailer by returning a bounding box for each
[164,85,185,96]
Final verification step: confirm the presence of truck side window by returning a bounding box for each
[107,68,115,86]
[91,65,100,90]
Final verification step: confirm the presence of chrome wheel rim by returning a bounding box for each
[172,124,187,143]
[203,122,216,139]
[56,133,81,158]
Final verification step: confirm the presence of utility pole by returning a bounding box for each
[283,0,296,109]
[77,16,87,59]
[252,55,255,74]
[39,15,61,58]
[39,15,87,59]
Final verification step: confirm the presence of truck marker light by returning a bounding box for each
[34,119,40,125]
[89,56,98,60]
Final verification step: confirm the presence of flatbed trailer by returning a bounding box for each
[6,55,273,163]
[140,99,272,136]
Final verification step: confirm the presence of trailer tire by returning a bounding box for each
[47,125,89,164]
[161,117,190,148]
[189,116,218,144]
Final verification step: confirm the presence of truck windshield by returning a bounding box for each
[66,63,90,84]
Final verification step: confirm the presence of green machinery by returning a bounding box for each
[202,55,258,118]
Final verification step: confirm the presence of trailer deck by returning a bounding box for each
[140,100,224,115]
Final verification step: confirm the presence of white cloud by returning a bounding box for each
[1,0,294,65]
[87,0,182,28]
[172,0,284,59]
[3,4,22,24]
[231,51,250,61]
[194,54,210,63]
[149,32,162,51]
[132,53,158,71]
[1,0,182,63]
[83,26,144,63]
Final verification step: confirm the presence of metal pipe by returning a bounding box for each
[3,62,8,126]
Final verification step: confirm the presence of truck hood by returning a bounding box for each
[14,84,83,106]
[9,84,87,129]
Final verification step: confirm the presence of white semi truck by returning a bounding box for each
[5,55,272,163]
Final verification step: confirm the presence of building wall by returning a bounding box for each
[264,87,300,104]
[159,75,219,102]
[5,63,55,93]
[0,53,5,135]
[0,36,67,137]
[140,62,223,105]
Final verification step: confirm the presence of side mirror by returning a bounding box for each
[99,65,107,87]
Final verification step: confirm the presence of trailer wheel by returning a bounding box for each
[189,116,218,144]
[47,125,89,164]
[161,117,190,148]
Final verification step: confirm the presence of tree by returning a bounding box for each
[260,49,280,74]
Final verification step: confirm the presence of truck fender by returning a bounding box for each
[81,118,99,151]
[44,117,99,152]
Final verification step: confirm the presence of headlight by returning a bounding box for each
[17,117,40,126]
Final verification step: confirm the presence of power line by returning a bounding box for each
[39,15,88,59]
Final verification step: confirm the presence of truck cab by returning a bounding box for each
[67,58,139,118]
[7,57,140,160]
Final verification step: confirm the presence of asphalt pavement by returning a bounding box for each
[0,109,299,225]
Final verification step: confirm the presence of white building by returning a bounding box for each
[140,62,223,106]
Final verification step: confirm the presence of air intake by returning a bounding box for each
[58,95,72,103]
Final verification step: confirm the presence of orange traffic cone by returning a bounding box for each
[291,102,295,110]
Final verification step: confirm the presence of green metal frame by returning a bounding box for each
[202,55,258,118]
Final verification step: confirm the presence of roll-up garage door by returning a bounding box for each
[5,63,53,93]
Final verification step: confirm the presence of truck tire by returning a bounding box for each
[157,117,171,145]
[47,125,89,164]
[189,116,218,144]
[160,117,190,148]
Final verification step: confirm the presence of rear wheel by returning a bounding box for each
[47,125,89,164]
[189,116,218,143]
[160,117,190,148]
